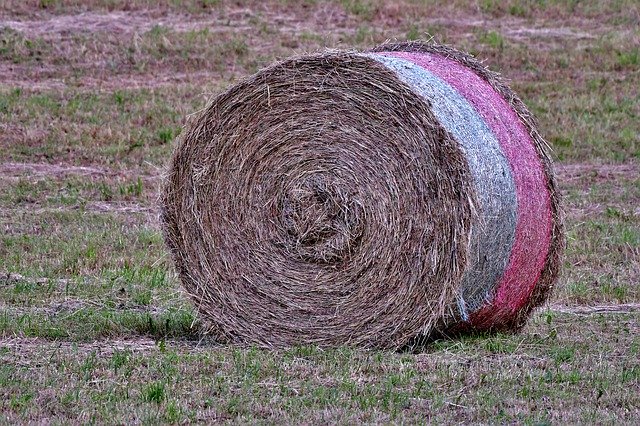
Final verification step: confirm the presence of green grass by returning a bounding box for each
[531,87,639,162]
[478,30,505,50]
[0,0,638,423]
[0,312,638,423]
[0,306,198,341]
[556,168,639,300]
[0,88,198,168]
[0,175,151,207]
[2,3,638,163]
[340,0,377,20]
[0,28,48,63]
[0,210,166,277]
[477,0,640,22]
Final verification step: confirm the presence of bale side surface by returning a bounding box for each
[371,41,564,333]
[367,53,518,321]
[161,52,476,349]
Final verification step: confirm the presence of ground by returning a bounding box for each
[0,0,638,423]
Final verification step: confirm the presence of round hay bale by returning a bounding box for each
[161,41,564,349]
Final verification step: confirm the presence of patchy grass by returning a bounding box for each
[0,87,204,168]
[519,71,639,162]
[0,210,167,277]
[0,303,198,341]
[555,166,639,304]
[1,2,638,163]
[0,175,152,206]
[0,312,638,423]
[0,0,638,423]
[0,27,49,63]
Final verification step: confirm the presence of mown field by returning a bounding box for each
[1,0,638,423]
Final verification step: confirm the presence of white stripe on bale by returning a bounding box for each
[367,53,518,316]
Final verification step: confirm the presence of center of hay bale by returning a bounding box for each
[280,174,364,263]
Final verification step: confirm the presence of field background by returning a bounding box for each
[1,0,638,423]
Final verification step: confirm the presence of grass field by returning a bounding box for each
[1,0,638,423]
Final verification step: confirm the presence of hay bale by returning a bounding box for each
[161,41,563,349]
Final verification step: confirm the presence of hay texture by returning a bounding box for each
[161,41,563,349]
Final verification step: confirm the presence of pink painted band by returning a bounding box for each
[379,51,553,326]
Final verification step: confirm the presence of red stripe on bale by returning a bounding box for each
[381,51,553,327]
